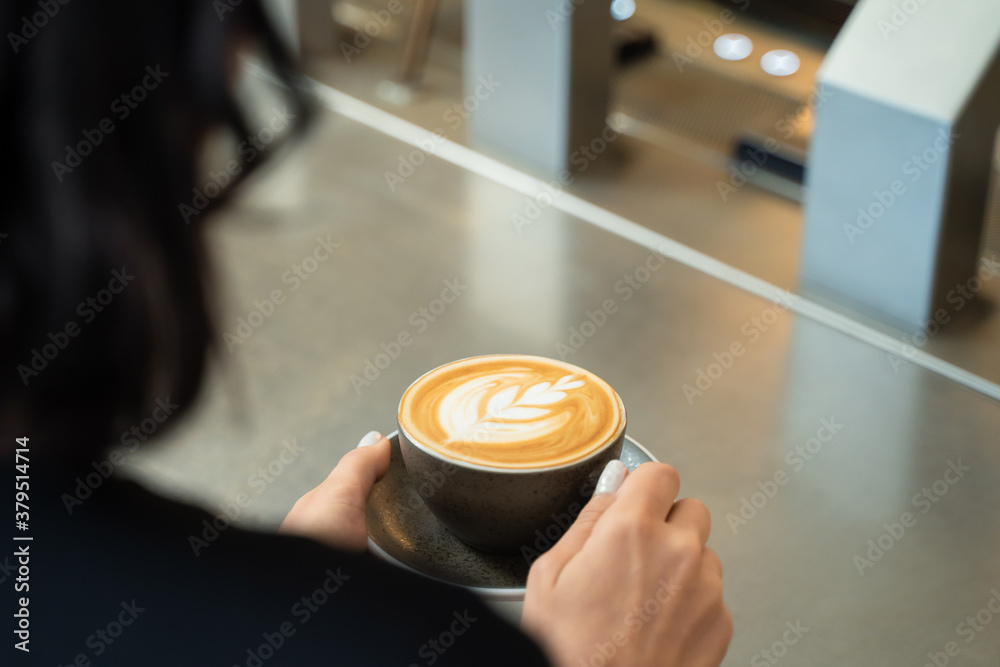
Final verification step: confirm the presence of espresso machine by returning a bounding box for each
[465,0,1000,332]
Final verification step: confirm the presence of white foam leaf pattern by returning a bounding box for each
[472,375,582,433]
[553,375,584,390]
[439,372,592,444]
[490,407,549,420]
[414,359,622,465]
[521,382,551,400]
[486,386,520,415]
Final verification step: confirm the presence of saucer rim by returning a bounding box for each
[367,536,529,601]
[366,431,657,601]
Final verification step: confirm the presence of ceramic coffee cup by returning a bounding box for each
[397,354,626,554]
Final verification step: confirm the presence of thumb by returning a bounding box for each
[312,431,392,508]
[279,431,391,551]
[530,460,628,581]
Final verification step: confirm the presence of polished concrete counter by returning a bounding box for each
[302,5,1000,391]
[129,105,1000,664]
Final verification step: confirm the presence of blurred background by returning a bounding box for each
[124,1,1000,664]
[292,0,1000,376]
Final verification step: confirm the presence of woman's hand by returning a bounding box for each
[521,461,733,667]
[278,431,390,552]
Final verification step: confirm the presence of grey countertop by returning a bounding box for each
[130,93,1000,665]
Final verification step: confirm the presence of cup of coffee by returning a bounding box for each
[397,354,626,554]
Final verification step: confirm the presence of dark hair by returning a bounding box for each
[0,0,311,467]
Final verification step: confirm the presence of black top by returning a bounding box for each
[8,470,550,667]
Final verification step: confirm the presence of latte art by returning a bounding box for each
[399,355,624,469]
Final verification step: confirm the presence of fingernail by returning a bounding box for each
[595,460,628,495]
[357,431,383,448]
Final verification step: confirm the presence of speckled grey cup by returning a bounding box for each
[398,401,626,555]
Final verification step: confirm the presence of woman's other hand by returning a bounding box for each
[521,461,733,667]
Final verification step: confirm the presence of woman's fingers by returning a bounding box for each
[604,462,682,523]
[666,497,712,546]
[531,462,686,588]
[522,455,733,667]
[528,460,626,585]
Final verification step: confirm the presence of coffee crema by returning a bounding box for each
[398,355,624,469]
